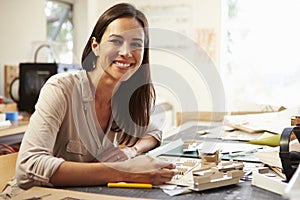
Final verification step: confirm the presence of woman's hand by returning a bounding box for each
[98,147,137,162]
[125,155,177,185]
[97,147,127,162]
[122,155,175,172]
[107,154,177,185]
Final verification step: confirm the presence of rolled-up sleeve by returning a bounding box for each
[16,78,67,189]
[144,119,162,146]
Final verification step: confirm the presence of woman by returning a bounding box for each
[13,3,175,192]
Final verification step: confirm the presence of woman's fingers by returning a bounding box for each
[163,163,176,170]
[150,169,177,185]
[98,147,128,162]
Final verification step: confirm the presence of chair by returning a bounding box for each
[0,152,18,191]
[176,111,226,126]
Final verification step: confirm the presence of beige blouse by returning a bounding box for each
[15,70,162,189]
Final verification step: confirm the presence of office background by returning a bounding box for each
[1,0,300,119]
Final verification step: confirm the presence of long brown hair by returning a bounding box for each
[81,3,155,145]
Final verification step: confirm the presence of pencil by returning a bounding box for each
[107,182,153,189]
[270,166,286,179]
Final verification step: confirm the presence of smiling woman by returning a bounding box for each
[92,17,145,82]
[1,3,176,198]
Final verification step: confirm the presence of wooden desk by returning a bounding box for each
[64,180,284,200]
[0,119,28,145]
[10,122,286,200]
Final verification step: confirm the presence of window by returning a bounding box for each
[45,0,73,63]
[223,0,300,109]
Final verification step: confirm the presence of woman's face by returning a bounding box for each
[92,17,145,82]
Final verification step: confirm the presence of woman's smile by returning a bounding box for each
[112,60,134,70]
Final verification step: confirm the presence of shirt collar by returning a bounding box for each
[77,70,94,102]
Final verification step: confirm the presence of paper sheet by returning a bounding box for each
[162,186,192,196]
[224,107,297,134]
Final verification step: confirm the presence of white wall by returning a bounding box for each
[0,0,46,96]
[73,0,221,66]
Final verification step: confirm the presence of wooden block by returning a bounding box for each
[210,171,224,180]
[193,166,211,174]
[194,175,211,184]
[221,161,233,166]
[192,161,244,191]
[227,170,244,178]
[234,162,244,169]
[210,167,219,173]
[193,169,212,176]
[258,167,269,174]
[193,177,241,191]
[0,102,18,112]
[201,152,219,165]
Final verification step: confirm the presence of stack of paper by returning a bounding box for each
[224,107,296,134]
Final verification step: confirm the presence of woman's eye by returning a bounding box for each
[131,42,143,48]
[109,39,122,45]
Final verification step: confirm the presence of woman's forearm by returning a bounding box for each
[50,157,176,186]
[50,161,129,186]
[132,136,158,154]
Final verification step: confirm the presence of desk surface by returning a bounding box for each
[64,180,284,200]
[10,122,287,199]
[0,120,28,137]
[0,121,28,145]
[0,114,29,145]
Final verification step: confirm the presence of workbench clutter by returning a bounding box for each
[279,126,300,182]
[4,112,18,122]
[0,110,20,130]
[138,139,246,196]
[0,99,19,129]
[0,111,19,155]
[154,152,245,196]
[192,160,244,191]
[0,113,11,130]
[249,126,300,198]
[152,118,298,198]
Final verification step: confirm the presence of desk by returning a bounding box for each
[64,180,284,200]
[0,119,28,145]
[11,122,286,199]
